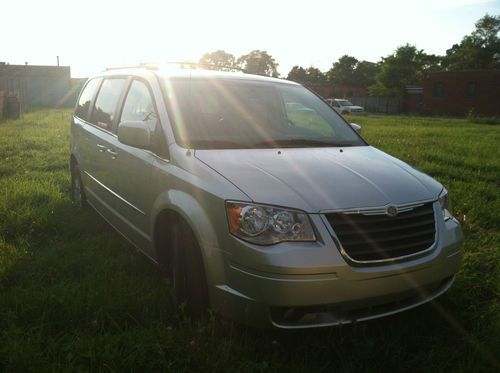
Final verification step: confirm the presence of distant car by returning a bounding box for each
[326,98,364,114]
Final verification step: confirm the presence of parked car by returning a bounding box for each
[71,67,463,329]
[326,98,365,114]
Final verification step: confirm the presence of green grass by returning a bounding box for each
[0,110,499,372]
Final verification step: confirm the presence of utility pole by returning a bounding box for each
[56,56,60,66]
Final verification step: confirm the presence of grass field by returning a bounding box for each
[0,110,499,372]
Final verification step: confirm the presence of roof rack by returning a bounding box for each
[104,63,159,71]
[166,61,244,72]
[104,61,245,73]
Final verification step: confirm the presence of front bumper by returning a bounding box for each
[210,209,464,329]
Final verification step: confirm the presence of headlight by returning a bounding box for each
[226,202,316,245]
[438,188,452,221]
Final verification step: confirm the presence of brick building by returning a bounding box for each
[301,70,500,117]
[421,70,500,116]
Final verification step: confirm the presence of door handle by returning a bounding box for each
[106,148,118,159]
[97,144,106,152]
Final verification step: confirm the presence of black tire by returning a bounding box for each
[71,163,87,209]
[171,221,209,318]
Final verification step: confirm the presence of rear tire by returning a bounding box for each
[71,163,87,209]
[171,221,209,318]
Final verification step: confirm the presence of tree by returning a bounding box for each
[443,14,500,70]
[199,50,236,71]
[368,44,441,96]
[237,50,279,77]
[304,67,326,83]
[287,66,308,81]
[326,56,379,86]
[327,55,359,84]
[287,66,326,83]
[353,61,379,87]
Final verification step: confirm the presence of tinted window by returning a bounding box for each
[75,78,101,120]
[91,78,127,130]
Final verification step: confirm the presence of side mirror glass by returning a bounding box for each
[350,123,361,134]
[117,120,150,149]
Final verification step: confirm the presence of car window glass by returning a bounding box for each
[91,78,127,130]
[282,93,335,137]
[120,80,158,132]
[165,78,363,149]
[75,78,101,121]
[120,80,166,156]
[184,80,283,142]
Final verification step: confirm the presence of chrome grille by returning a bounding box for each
[325,202,436,262]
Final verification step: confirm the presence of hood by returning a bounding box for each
[195,146,442,213]
[349,106,364,110]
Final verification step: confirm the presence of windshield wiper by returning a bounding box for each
[252,139,355,148]
[182,140,252,149]
[183,139,356,149]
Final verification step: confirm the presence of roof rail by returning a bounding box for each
[104,62,245,73]
[104,63,159,71]
[166,61,244,72]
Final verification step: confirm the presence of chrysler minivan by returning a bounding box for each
[70,66,463,328]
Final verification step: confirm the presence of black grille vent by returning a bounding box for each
[326,203,436,262]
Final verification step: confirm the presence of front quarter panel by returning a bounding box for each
[149,146,250,303]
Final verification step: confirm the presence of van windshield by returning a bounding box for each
[163,78,366,149]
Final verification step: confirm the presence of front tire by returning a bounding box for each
[171,221,209,318]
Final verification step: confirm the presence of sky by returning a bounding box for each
[2,0,499,78]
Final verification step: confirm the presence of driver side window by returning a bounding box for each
[120,80,167,157]
[121,80,157,127]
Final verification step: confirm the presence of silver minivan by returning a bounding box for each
[70,67,463,329]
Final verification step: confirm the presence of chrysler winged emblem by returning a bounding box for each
[386,206,398,217]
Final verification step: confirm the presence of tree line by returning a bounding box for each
[199,14,499,97]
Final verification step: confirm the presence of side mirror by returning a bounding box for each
[350,123,361,134]
[117,121,150,149]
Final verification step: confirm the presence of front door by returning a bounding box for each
[103,79,160,255]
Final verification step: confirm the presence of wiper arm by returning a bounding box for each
[183,140,252,149]
[183,139,356,149]
[252,139,354,148]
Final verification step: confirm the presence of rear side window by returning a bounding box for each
[90,78,127,131]
[75,78,101,120]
